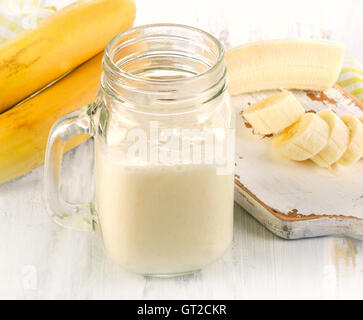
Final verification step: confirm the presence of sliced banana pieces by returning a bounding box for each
[242,91,305,135]
[226,39,345,96]
[243,90,362,168]
[273,113,330,161]
[311,110,350,168]
[338,115,363,166]
[232,38,361,170]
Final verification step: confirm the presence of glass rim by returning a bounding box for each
[103,23,225,85]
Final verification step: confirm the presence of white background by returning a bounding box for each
[0,0,363,299]
[47,0,363,61]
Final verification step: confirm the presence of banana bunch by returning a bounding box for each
[243,93,363,168]
[0,0,136,185]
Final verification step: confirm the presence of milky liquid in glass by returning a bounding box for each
[94,61,234,275]
[44,24,235,277]
[95,143,234,275]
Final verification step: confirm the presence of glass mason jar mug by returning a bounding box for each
[44,24,235,276]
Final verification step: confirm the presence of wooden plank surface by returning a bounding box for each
[0,0,363,299]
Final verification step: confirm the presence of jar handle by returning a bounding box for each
[44,105,94,231]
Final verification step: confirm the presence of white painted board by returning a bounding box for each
[234,86,363,239]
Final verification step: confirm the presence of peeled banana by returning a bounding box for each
[311,110,350,167]
[226,39,345,96]
[242,91,305,135]
[338,115,363,166]
[273,113,330,161]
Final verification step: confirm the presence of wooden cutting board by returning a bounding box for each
[234,85,363,240]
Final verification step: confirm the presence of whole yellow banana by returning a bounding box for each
[0,54,103,185]
[0,0,136,112]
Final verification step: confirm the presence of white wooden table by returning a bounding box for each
[1,0,363,300]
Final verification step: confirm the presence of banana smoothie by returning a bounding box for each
[94,140,234,275]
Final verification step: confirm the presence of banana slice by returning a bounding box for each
[226,39,345,96]
[242,91,305,135]
[311,110,350,167]
[273,113,330,161]
[338,115,363,165]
